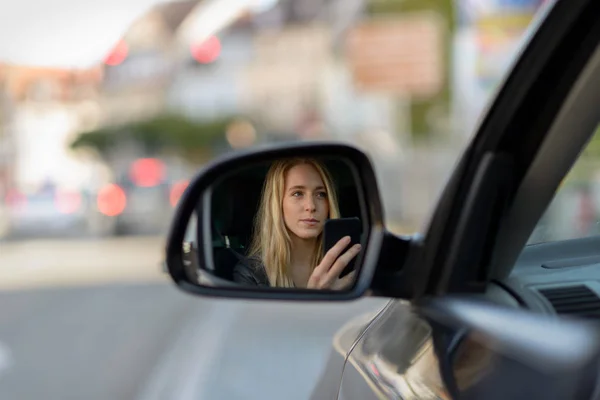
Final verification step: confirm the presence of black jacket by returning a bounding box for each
[233,256,270,287]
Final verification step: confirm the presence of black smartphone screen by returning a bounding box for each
[322,217,362,279]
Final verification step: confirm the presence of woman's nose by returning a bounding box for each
[304,197,316,211]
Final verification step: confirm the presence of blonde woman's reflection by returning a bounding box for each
[233,158,361,289]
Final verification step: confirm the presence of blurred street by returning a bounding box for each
[0,236,166,291]
[0,237,387,400]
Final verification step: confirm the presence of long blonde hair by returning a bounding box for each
[248,158,340,287]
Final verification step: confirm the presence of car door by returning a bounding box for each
[332,0,600,398]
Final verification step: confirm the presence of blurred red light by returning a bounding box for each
[55,190,82,214]
[4,189,26,208]
[191,36,221,64]
[104,40,129,66]
[129,158,165,187]
[170,180,189,207]
[97,184,126,217]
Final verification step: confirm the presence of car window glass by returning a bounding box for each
[528,124,600,244]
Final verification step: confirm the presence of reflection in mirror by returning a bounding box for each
[185,156,369,291]
[182,212,199,283]
[450,332,570,400]
[452,333,494,395]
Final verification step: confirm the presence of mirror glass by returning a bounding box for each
[450,329,597,400]
[182,155,369,291]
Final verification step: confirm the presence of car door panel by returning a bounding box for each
[310,301,393,400]
[338,301,448,399]
[338,284,524,399]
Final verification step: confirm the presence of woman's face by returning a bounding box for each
[282,163,329,240]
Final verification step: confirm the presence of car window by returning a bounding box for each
[528,124,600,244]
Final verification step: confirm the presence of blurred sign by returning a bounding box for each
[452,0,545,134]
[463,0,544,92]
[475,13,533,91]
[458,0,544,25]
[345,13,444,97]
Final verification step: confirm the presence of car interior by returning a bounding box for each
[474,43,600,320]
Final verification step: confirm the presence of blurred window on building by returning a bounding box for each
[27,79,60,102]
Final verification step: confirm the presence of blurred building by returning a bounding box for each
[0,69,14,198]
[1,64,104,192]
[238,24,332,136]
[0,2,201,194]
[99,2,197,125]
[95,1,198,173]
[167,31,251,122]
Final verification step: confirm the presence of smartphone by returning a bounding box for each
[322,217,362,279]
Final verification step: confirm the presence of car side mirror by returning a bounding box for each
[165,142,388,300]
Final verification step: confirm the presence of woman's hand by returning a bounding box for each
[307,236,362,290]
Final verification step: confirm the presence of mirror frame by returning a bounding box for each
[166,141,386,301]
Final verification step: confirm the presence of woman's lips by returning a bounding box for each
[300,219,319,226]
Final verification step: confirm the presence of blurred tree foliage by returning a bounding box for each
[565,124,600,184]
[71,114,236,164]
[582,125,600,159]
[366,0,455,140]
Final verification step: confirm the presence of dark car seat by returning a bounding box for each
[211,175,264,280]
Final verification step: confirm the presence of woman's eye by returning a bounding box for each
[317,191,328,198]
[292,191,303,197]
